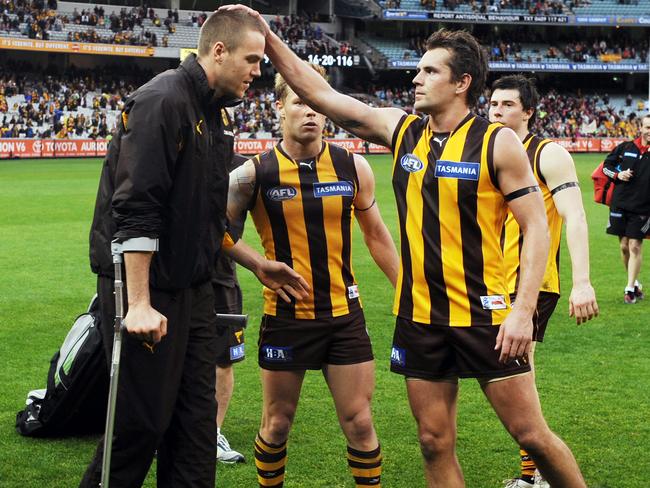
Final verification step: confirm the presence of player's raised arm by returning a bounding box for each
[219,4,404,147]
[539,143,599,324]
[265,34,404,147]
[494,127,549,363]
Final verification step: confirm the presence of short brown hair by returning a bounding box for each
[425,29,487,107]
[274,62,327,102]
[198,10,265,57]
[492,75,540,129]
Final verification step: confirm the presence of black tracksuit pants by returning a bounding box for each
[79,276,218,488]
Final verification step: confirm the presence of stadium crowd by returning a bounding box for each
[2,2,350,56]
[1,0,57,33]
[476,89,644,138]
[381,0,591,13]
[269,14,355,58]
[408,33,645,63]
[0,59,644,141]
[488,39,644,63]
[0,61,145,139]
[17,2,177,45]
[233,87,341,138]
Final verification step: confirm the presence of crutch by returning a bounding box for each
[100,241,126,488]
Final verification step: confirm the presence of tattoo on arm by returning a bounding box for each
[237,174,255,192]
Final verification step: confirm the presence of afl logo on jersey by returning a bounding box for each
[267,185,297,201]
[400,153,424,173]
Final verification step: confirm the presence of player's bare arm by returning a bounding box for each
[219,4,404,147]
[224,239,310,303]
[494,128,549,363]
[223,159,310,303]
[539,143,599,324]
[352,153,400,287]
[264,31,404,146]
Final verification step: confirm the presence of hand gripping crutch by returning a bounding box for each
[100,241,126,488]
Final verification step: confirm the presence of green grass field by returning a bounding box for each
[0,154,648,487]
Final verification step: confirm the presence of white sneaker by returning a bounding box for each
[503,479,534,488]
[217,433,245,464]
[533,470,550,488]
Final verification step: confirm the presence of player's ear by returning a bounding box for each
[213,41,226,64]
[275,100,285,119]
[455,73,472,97]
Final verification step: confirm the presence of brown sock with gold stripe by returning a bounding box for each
[255,433,287,488]
[519,448,536,484]
[347,445,382,487]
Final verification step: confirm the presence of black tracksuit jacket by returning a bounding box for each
[603,138,650,215]
[89,54,237,290]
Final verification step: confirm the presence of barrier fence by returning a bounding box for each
[0,137,630,159]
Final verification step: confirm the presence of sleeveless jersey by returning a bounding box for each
[250,141,362,319]
[392,112,510,327]
[502,133,562,295]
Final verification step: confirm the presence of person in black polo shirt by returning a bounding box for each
[603,115,650,304]
[81,11,308,488]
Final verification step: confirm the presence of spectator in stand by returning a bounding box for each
[269,14,354,59]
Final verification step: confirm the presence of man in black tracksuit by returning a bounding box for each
[603,114,650,304]
[79,11,307,488]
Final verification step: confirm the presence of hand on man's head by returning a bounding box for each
[216,4,270,37]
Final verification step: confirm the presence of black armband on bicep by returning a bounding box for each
[550,181,579,195]
[355,198,376,212]
[504,186,540,202]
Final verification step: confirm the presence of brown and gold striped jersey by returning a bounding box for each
[502,133,562,295]
[250,142,362,319]
[391,112,510,327]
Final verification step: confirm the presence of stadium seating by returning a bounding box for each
[361,35,644,66]
[0,0,645,142]
[1,63,644,141]
[574,0,650,15]
[0,2,349,52]
[376,0,650,14]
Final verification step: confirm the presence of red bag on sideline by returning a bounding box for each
[591,162,615,206]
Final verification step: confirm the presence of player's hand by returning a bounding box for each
[217,4,270,37]
[617,169,633,181]
[255,260,311,303]
[495,308,532,364]
[123,302,168,344]
[569,283,599,324]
